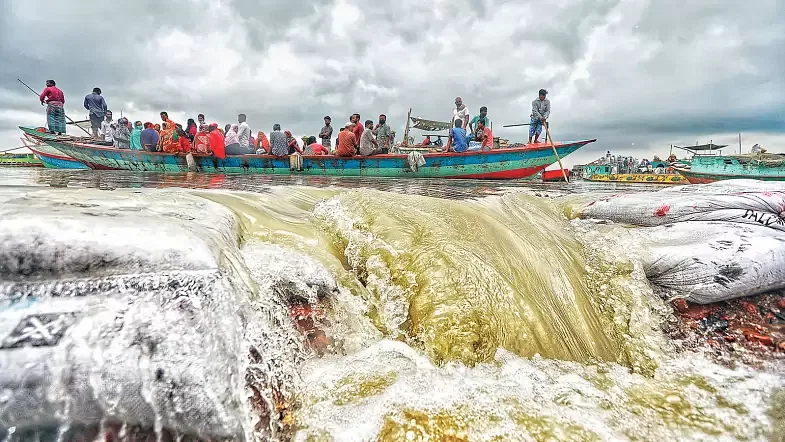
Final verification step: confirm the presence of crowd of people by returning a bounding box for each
[38,82,553,159]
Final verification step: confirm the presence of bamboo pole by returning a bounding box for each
[16,78,92,137]
[403,108,412,146]
[544,123,569,183]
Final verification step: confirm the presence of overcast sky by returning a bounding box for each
[1,0,783,165]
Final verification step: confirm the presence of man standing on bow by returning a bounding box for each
[529,89,550,144]
[84,87,108,139]
[40,80,66,135]
[319,116,333,151]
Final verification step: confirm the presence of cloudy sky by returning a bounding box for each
[1,0,783,165]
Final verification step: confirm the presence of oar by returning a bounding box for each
[0,145,30,153]
[502,123,532,128]
[544,123,569,183]
[16,78,93,137]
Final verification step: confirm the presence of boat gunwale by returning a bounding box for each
[27,144,80,162]
[19,126,595,161]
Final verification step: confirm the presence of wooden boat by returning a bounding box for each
[542,169,570,182]
[675,154,785,183]
[20,126,595,180]
[582,154,688,185]
[20,134,89,169]
[0,153,42,167]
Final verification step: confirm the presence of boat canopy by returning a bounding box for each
[673,143,728,152]
[410,117,451,132]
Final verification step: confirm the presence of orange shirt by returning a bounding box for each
[481,127,493,149]
[336,130,357,157]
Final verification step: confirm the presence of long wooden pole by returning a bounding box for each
[403,108,412,147]
[16,78,92,137]
[545,123,569,183]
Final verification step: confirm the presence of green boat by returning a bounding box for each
[0,153,43,167]
[672,143,785,183]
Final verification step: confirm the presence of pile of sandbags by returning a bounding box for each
[579,181,785,304]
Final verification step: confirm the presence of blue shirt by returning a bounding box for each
[140,128,159,152]
[83,93,107,117]
[451,127,468,152]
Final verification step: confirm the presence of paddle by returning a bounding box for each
[544,122,569,183]
[17,78,93,137]
[502,123,532,128]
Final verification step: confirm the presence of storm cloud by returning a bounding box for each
[1,0,783,164]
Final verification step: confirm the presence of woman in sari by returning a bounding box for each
[154,123,161,134]
[158,121,180,153]
[256,131,270,153]
[185,119,197,141]
[176,124,192,152]
[193,124,211,154]
[130,121,144,150]
[285,130,301,154]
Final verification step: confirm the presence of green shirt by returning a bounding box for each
[470,115,491,130]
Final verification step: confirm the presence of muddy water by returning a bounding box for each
[0,169,782,441]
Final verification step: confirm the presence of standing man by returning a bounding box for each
[469,106,490,139]
[452,97,470,130]
[39,80,66,135]
[319,116,333,151]
[529,89,550,144]
[373,114,392,152]
[84,87,108,139]
[100,111,114,144]
[351,113,364,150]
[237,113,251,151]
[197,114,206,127]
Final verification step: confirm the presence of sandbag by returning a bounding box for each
[633,222,785,304]
[581,191,785,232]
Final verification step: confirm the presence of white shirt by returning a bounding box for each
[453,106,470,128]
[237,121,250,148]
[101,120,114,142]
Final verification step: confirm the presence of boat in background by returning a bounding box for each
[671,142,785,183]
[0,153,42,168]
[542,169,570,182]
[582,151,688,185]
[20,126,596,180]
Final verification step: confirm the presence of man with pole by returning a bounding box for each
[529,89,550,144]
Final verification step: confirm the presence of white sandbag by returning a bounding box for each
[581,191,785,232]
[633,222,785,304]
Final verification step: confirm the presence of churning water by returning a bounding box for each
[0,169,782,442]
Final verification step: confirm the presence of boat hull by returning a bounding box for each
[29,144,89,169]
[20,127,595,180]
[585,173,688,184]
[675,168,785,184]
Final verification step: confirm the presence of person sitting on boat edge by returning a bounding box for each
[140,122,159,152]
[185,119,198,141]
[336,122,357,157]
[470,119,492,152]
[359,120,381,156]
[176,124,192,153]
[529,89,550,144]
[285,130,302,154]
[208,123,226,158]
[224,124,246,155]
[304,136,329,155]
[84,87,108,139]
[158,121,180,153]
[130,121,144,150]
[269,124,288,156]
[39,80,66,135]
[468,106,490,141]
[447,119,469,153]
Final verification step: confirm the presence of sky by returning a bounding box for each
[1,0,783,166]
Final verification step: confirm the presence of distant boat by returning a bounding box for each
[581,151,688,185]
[20,126,596,180]
[672,142,785,183]
[0,153,42,167]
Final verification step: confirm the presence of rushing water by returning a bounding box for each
[0,168,782,442]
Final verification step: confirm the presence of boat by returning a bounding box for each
[676,153,785,183]
[0,153,42,167]
[582,151,688,185]
[20,126,596,180]
[20,134,89,169]
[671,142,785,183]
[542,169,570,182]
